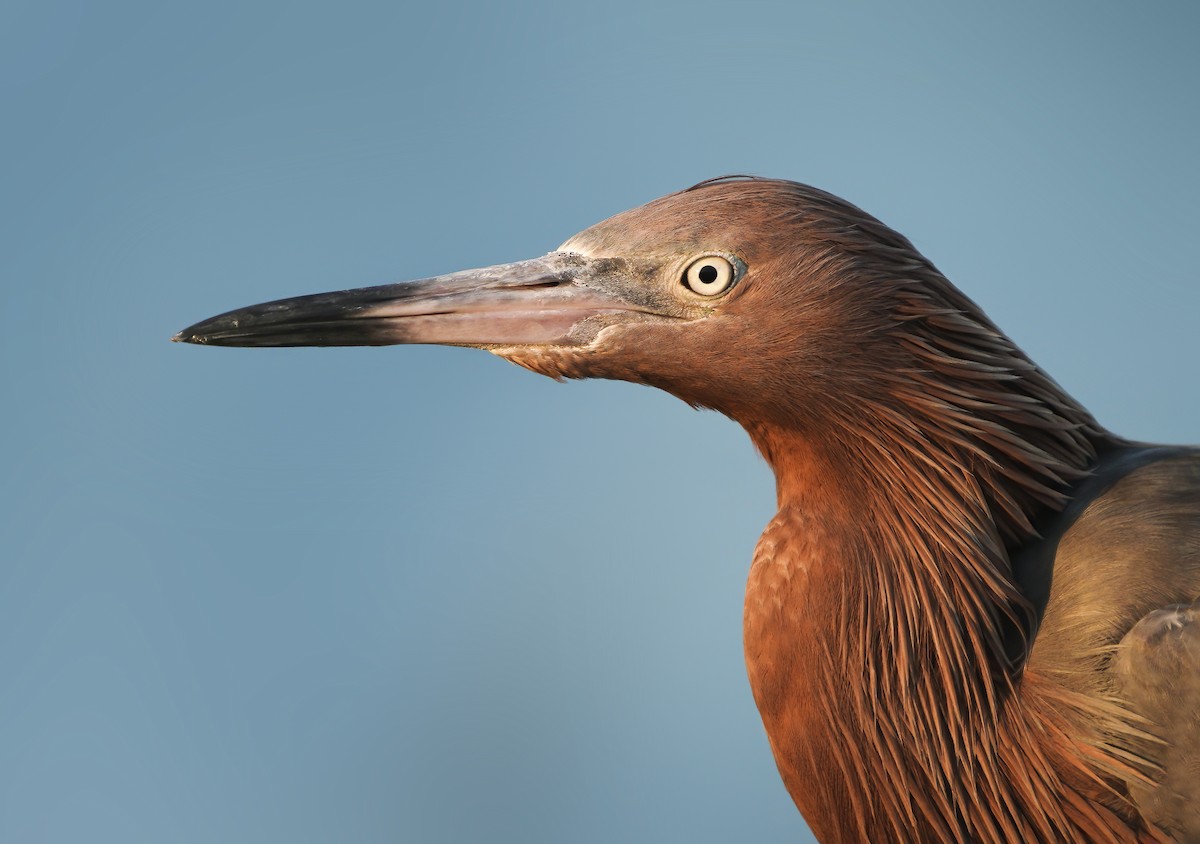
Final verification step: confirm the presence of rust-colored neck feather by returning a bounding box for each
[740,255,1157,841]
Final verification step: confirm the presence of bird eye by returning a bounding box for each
[682,255,736,297]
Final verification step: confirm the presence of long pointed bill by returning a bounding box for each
[173,253,647,348]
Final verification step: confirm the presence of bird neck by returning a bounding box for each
[741,416,1146,843]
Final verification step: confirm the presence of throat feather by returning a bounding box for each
[742,407,1151,841]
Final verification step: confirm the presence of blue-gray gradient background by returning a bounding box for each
[3,2,1198,842]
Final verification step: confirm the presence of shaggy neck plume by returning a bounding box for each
[739,271,1155,842]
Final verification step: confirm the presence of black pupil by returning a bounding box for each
[698,264,719,284]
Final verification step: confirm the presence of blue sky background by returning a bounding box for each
[2,2,1198,842]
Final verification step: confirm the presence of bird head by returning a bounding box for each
[174,178,926,428]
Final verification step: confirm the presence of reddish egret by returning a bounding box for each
[176,177,1199,842]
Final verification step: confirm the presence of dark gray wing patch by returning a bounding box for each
[1113,598,1200,841]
